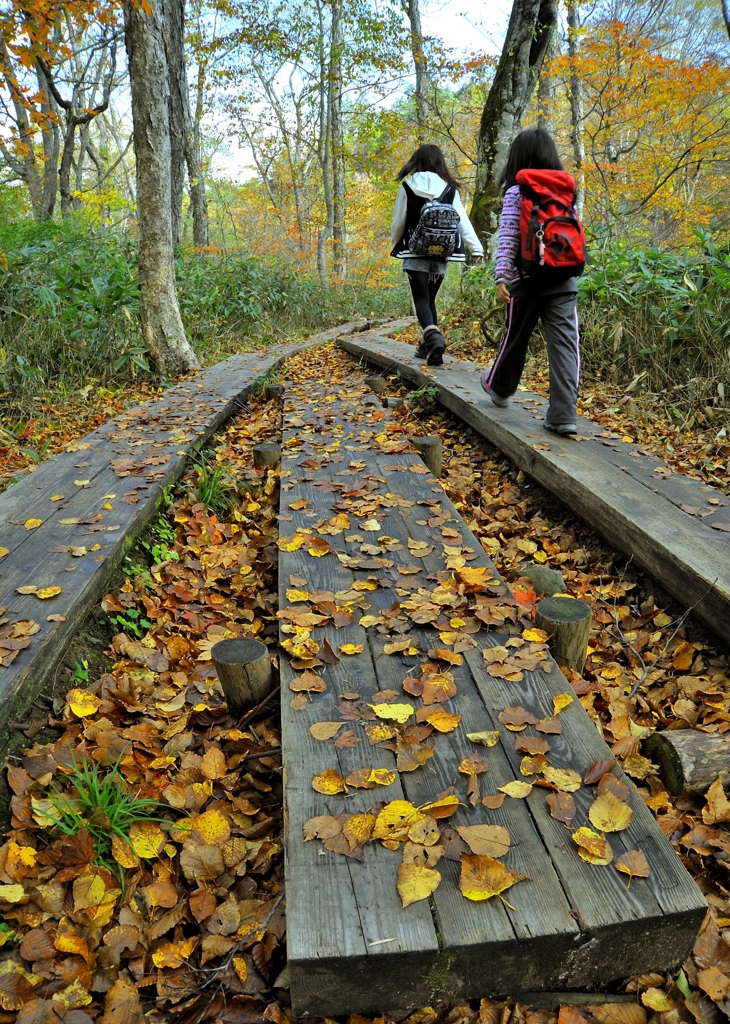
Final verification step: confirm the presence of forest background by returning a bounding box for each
[0,0,730,472]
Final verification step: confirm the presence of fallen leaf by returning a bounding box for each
[572,826,613,865]
[369,702,413,723]
[24,519,42,530]
[553,693,574,714]
[397,860,441,907]
[588,790,633,832]
[456,823,511,858]
[498,780,532,799]
[459,854,528,903]
[312,768,347,795]
[309,722,344,741]
[615,849,650,879]
[641,989,674,1013]
[467,729,500,747]
[546,791,577,826]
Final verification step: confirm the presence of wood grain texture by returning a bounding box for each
[279,367,706,1016]
[338,333,730,644]
[0,321,369,746]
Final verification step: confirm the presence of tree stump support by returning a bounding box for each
[253,443,282,469]
[211,637,274,713]
[265,383,284,400]
[364,376,386,395]
[535,596,591,674]
[413,436,442,477]
[382,396,404,408]
[643,730,730,794]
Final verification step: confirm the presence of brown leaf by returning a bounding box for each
[546,791,577,826]
[99,979,145,1024]
[583,759,616,785]
[15,999,60,1024]
[498,706,538,730]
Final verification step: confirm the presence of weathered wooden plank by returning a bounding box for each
[338,333,730,643]
[280,366,706,1017]
[278,395,439,1017]
[0,321,369,743]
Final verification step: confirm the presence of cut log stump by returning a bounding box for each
[643,729,730,794]
[211,637,273,713]
[364,375,386,395]
[535,596,591,674]
[264,383,284,400]
[412,435,442,477]
[253,442,282,469]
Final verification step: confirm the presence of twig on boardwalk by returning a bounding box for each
[236,684,280,729]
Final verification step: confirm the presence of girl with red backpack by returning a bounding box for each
[391,144,484,365]
[481,128,587,435]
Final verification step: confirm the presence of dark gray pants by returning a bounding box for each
[485,284,580,426]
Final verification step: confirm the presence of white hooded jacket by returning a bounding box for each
[390,171,484,256]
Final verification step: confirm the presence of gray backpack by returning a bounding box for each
[407,185,461,258]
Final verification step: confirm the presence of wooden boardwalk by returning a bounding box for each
[278,365,706,1016]
[339,331,730,645]
[0,321,371,743]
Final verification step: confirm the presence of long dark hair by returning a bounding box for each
[499,128,563,191]
[397,144,461,192]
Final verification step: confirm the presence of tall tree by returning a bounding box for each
[565,0,585,215]
[163,0,187,245]
[404,0,428,141]
[124,0,199,374]
[330,0,346,277]
[469,0,557,241]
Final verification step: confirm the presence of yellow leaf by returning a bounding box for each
[232,956,248,984]
[50,494,64,501]
[286,588,310,602]
[312,768,347,795]
[523,627,549,642]
[0,547,8,559]
[340,643,365,655]
[369,767,397,786]
[397,861,441,907]
[72,872,107,911]
[308,537,331,557]
[111,835,139,870]
[24,518,42,530]
[418,794,460,818]
[553,693,574,714]
[52,978,92,1012]
[520,753,548,776]
[456,824,511,858]
[373,800,423,841]
[191,809,231,845]
[542,766,582,792]
[467,730,500,747]
[129,821,166,859]
[278,533,305,551]
[425,710,461,733]
[623,753,657,780]
[67,689,101,718]
[641,989,674,1013]
[498,780,532,799]
[362,518,381,531]
[0,884,24,903]
[459,854,527,902]
[55,933,89,958]
[369,702,413,723]
[615,849,650,878]
[35,586,62,599]
[309,722,344,741]
[572,826,613,865]
[588,791,633,832]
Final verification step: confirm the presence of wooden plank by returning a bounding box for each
[338,333,730,643]
[279,363,706,1016]
[279,390,439,1017]
[0,321,369,744]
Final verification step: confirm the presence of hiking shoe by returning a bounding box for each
[544,422,578,435]
[422,327,446,366]
[415,340,429,359]
[480,368,508,407]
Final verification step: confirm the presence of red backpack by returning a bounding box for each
[515,169,587,282]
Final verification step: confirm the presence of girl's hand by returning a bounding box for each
[471,255,484,265]
[496,282,511,304]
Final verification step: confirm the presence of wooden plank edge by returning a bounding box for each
[337,337,730,644]
[0,323,368,750]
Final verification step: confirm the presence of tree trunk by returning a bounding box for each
[536,30,556,133]
[162,0,187,246]
[315,0,332,289]
[330,0,346,278]
[406,0,428,140]
[186,61,209,246]
[643,730,730,795]
[722,0,730,44]
[470,0,558,244]
[59,120,77,218]
[566,0,586,217]
[124,0,200,375]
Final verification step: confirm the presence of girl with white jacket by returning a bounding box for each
[390,144,483,365]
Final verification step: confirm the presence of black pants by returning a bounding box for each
[406,271,444,330]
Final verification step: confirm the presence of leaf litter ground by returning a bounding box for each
[0,343,729,1024]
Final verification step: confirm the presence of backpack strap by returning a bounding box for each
[402,181,415,198]
[437,184,455,203]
